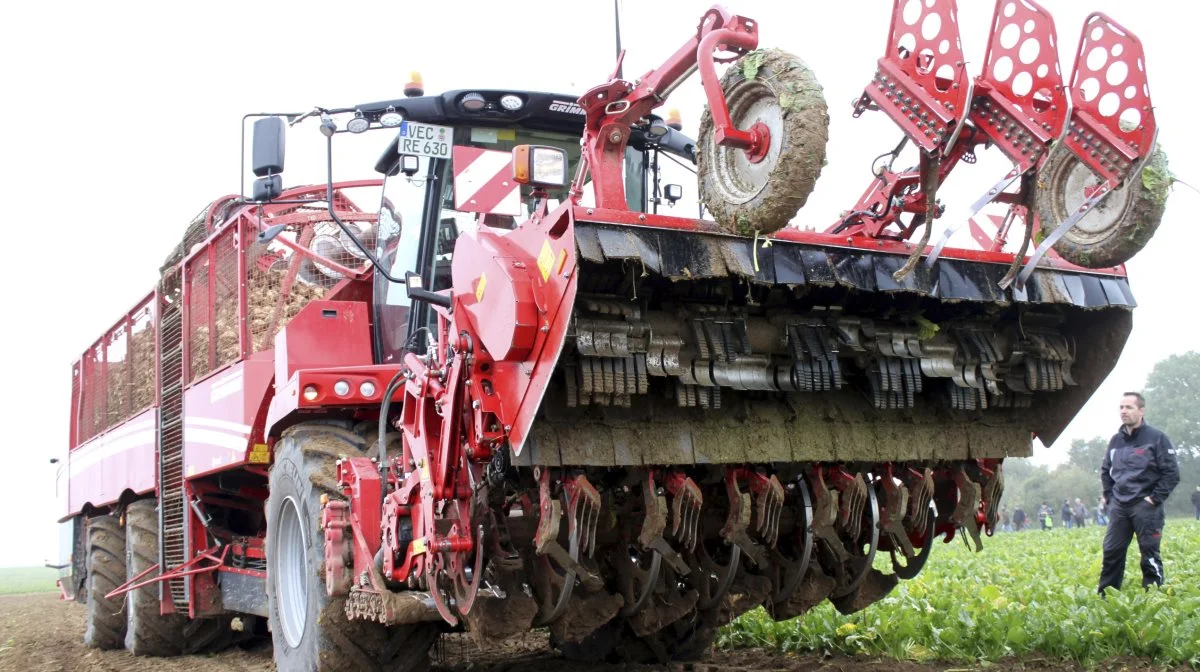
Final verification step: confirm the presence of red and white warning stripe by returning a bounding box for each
[453,146,521,216]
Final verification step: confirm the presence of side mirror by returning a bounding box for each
[252,117,286,201]
[404,271,452,309]
[253,175,283,201]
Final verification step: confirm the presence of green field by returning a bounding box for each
[718,519,1200,668]
[0,567,61,596]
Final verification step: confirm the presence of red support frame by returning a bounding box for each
[104,545,230,602]
[572,5,761,211]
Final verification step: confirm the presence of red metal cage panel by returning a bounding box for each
[71,293,157,448]
[187,249,212,382]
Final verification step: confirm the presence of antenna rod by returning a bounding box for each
[614,0,623,79]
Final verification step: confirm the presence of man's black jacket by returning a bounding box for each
[1101,423,1180,506]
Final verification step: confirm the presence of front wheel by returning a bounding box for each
[266,422,437,672]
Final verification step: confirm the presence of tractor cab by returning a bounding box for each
[367,90,692,364]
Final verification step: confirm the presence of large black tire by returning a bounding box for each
[83,513,127,650]
[698,48,829,235]
[124,498,187,656]
[1035,143,1170,268]
[266,422,438,672]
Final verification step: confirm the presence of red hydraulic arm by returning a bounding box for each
[571,5,763,210]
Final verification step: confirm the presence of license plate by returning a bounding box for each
[397,121,453,159]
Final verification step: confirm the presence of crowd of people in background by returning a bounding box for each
[995,485,1196,532]
[998,496,1109,532]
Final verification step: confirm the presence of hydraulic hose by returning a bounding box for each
[323,133,407,284]
[377,367,409,510]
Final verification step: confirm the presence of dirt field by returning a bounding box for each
[0,593,1180,672]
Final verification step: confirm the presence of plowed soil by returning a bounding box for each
[0,593,1177,672]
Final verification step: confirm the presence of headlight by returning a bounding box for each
[359,381,377,398]
[512,145,567,188]
[532,147,566,186]
[302,385,319,402]
[347,114,370,134]
[461,92,486,112]
[333,380,351,396]
[380,106,403,128]
[500,94,524,111]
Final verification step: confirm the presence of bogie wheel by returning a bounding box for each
[83,513,127,650]
[1034,143,1170,268]
[124,498,186,655]
[266,421,438,672]
[698,48,829,235]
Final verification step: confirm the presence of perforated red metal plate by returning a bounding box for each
[1063,13,1156,183]
[857,0,972,153]
[972,0,1067,164]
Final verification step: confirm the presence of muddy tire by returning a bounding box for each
[124,499,187,655]
[267,422,438,672]
[698,48,829,235]
[83,513,127,650]
[1034,142,1170,268]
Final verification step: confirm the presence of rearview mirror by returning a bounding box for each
[252,117,286,201]
[252,117,286,176]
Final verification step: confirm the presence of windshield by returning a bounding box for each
[374,125,645,363]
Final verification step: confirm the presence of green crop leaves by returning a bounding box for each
[718,521,1200,667]
[742,51,765,81]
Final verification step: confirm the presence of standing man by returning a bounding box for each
[1013,505,1026,532]
[1098,392,1180,593]
[1191,485,1200,521]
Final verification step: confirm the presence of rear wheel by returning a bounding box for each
[83,513,127,650]
[124,498,187,656]
[266,422,438,672]
[1035,143,1170,268]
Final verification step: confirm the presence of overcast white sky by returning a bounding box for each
[1,0,1195,568]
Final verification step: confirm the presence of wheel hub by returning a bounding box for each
[276,496,309,649]
[701,79,785,206]
[1056,156,1134,244]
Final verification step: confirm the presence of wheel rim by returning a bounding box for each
[276,496,308,648]
[702,80,784,206]
[1052,155,1133,244]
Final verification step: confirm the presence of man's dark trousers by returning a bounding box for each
[1098,500,1165,592]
